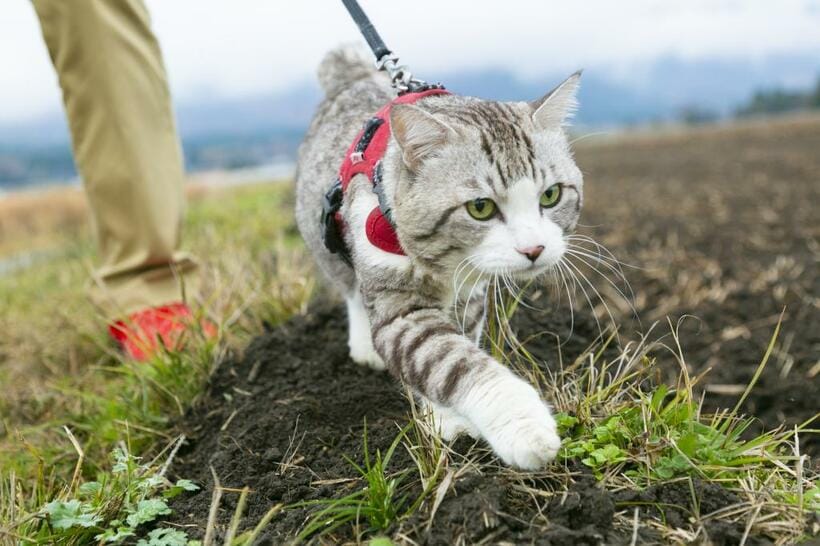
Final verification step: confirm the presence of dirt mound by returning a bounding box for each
[167,302,610,543]
[167,303,754,544]
[168,304,406,541]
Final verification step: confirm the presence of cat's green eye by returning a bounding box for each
[540,184,562,208]
[466,198,497,221]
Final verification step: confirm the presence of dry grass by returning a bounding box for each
[0,181,225,259]
[0,186,88,257]
[0,179,314,481]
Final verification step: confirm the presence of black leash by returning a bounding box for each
[340,0,443,94]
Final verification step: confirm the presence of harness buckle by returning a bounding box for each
[321,178,352,265]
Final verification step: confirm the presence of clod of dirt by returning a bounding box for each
[540,476,617,546]
[400,471,623,546]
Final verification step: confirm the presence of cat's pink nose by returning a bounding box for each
[517,245,545,263]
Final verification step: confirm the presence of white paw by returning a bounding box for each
[426,401,480,440]
[349,341,386,370]
[464,377,561,470]
[489,406,561,470]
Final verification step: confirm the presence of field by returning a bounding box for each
[0,115,818,545]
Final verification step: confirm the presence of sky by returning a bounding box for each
[2,0,820,124]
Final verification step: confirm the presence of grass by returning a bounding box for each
[4,440,200,545]
[1,174,817,544]
[0,181,313,544]
[511,299,817,542]
[293,422,416,542]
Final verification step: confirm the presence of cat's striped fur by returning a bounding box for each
[295,47,583,469]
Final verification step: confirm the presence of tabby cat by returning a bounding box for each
[295,47,583,469]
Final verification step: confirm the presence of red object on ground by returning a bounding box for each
[108,302,216,361]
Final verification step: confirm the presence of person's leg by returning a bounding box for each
[32,0,199,319]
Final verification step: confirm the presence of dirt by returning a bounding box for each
[614,480,774,546]
[575,117,820,450]
[167,117,819,544]
[168,303,634,544]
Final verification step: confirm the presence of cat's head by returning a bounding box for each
[387,72,583,281]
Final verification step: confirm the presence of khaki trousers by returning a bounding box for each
[32,0,199,318]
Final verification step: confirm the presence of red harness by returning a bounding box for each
[322,88,451,261]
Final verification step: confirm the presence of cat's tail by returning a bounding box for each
[317,45,374,97]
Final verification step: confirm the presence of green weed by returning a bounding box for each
[3,440,199,545]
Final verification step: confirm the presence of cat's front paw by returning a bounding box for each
[489,407,561,470]
[467,378,561,470]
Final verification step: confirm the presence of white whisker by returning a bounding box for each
[555,261,576,343]
[452,256,481,332]
[491,275,518,355]
[564,248,638,320]
[461,264,485,334]
[559,257,604,337]
[563,256,619,341]
[567,235,641,271]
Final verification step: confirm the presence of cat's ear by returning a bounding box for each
[390,104,455,171]
[531,70,582,130]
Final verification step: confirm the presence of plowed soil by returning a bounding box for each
[167,116,819,544]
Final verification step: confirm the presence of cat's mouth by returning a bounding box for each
[478,262,552,281]
[511,263,552,280]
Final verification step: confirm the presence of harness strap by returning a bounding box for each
[339,88,450,192]
[321,89,451,262]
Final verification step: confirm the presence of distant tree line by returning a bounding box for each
[736,76,820,117]
[677,76,820,125]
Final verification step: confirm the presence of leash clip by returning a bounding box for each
[375,53,413,92]
[375,53,443,95]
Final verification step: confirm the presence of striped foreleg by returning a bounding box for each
[368,301,561,470]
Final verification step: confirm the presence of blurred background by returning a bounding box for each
[2,0,819,190]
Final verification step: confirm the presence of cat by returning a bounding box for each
[295,46,583,470]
